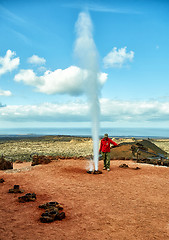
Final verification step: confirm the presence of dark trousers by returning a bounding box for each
[101,152,110,169]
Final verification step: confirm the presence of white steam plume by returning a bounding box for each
[74,11,100,171]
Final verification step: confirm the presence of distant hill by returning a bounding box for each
[110,139,168,160]
[138,139,167,156]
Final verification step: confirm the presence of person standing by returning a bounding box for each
[99,133,118,171]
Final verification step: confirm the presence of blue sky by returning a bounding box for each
[0,0,169,129]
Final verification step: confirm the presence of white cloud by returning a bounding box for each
[103,47,134,68]
[0,50,20,76]
[14,69,41,86]
[37,66,47,72]
[0,102,89,122]
[99,72,108,85]
[1,99,169,124]
[14,66,108,96]
[100,99,169,122]
[0,89,12,96]
[27,55,46,65]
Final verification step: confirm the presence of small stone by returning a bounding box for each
[119,164,129,168]
[0,178,5,183]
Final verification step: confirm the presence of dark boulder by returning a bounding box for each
[0,155,13,170]
[31,155,51,166]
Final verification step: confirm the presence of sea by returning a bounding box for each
[0,127,168,138]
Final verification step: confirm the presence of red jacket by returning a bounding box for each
[99,138,118,153]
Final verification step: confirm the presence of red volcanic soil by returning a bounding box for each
[0,160,169,240]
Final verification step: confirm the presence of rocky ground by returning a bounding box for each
[0,159,169,240]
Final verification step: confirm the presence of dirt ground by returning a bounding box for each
[0,159,169,240]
